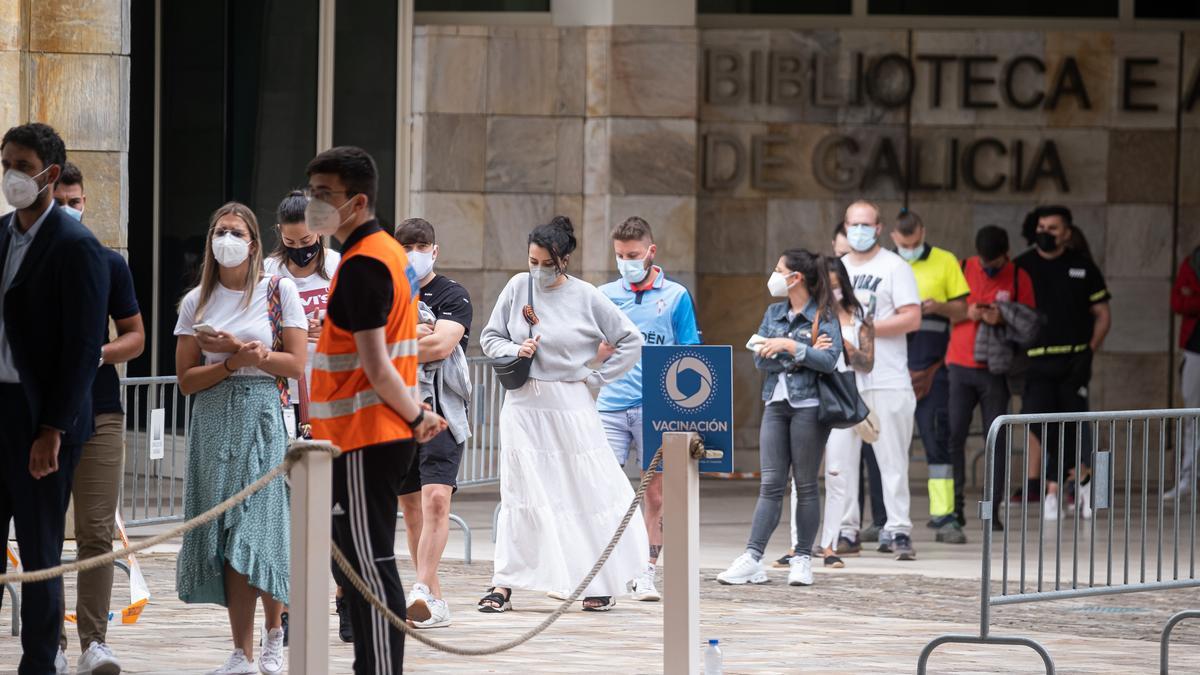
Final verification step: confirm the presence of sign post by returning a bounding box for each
[643,345,733,674]
[288,443,332,674]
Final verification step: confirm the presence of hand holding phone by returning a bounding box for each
[745,334,767,353]
[193,323,218,336]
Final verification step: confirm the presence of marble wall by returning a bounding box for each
[0,0,130,253]
[409,25,1195,456]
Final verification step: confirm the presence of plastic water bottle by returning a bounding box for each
[704,639,723,674]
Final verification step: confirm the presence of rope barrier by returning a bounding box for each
[0,440,341,585]
[330,444,665,656]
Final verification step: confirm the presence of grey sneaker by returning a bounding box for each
[935,521,968,545]
[892,533,916,561]
[861,523,882,542]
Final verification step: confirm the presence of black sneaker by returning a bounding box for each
[935,522,967,544]
[991,517,1005,532]
[892,533,916,560]
[835,535,861,556]
[823,554,845,569]
[281,611,289,646]
[336,596,354,643]
[772,549,796,569]
[927,514,956,530]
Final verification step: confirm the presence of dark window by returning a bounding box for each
[699,0,851,12]
[868,0,1118,16]
[333,0,397,227]
[415,0,550,10]
[1135,1,1200,19]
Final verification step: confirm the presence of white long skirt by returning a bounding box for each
[492,379,649,597]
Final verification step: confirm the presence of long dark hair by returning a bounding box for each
[780,248,834,323]
[269,190,331,280]
[528,215,577,274]
[830,257,864,319]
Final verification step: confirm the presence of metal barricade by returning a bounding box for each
[120,376,191,527]
[918,409,1200,675]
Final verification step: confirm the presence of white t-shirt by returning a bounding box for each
[264,251,341,392]
[841,248,920,392]
[174,276,308,378]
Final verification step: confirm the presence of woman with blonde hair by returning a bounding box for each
[174,202,308,675]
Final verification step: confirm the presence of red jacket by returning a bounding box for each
[1172,253,1200,349]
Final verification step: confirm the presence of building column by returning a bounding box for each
[0,0,131,254]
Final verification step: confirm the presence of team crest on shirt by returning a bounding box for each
[405,263,420,298]
[656,298,667,316]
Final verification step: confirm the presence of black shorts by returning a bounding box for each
[398,424,465,495]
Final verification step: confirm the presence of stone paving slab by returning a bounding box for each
[4,553,1198,674]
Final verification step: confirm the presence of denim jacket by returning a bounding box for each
[755,299,843,402]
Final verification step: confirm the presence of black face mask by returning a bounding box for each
[286,241,321,268]
[1035,231,1059,253]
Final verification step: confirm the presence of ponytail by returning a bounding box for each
[781,248,835,324]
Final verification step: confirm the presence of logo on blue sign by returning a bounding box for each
[643,345,734,473]
[663,353,715,412]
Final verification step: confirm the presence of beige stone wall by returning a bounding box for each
[0,0,129,253]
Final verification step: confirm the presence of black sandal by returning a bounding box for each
[581,596,615,612]
[478,587,512,613]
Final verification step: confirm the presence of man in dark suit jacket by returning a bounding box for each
[0,123,110,675]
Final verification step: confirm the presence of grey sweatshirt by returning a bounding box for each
[481,273,643,389]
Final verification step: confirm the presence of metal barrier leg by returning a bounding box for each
[917,634,1055,675]
[1160,609,1200,675]
[447,514,472,565]
[4,582,17,636]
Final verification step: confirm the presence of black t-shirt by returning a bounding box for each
[1015,248,1110,350]
[326,221,395,332]
[421,275,472,350]
[94,249,141,415]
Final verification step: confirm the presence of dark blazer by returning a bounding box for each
[0,204,110,445]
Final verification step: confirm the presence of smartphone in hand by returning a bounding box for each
[193,323,218,336]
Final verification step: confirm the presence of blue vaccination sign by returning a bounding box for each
[641,345,734,473]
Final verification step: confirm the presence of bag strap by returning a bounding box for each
[265,275,291,409]
[527,271,535,340]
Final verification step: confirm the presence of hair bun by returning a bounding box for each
[549,215,574,236]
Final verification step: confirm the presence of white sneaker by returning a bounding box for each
[1077,483,1093,520]
[1044,492,1059,522]
[788,555,814,587]
[1164,484,1192,501]
[629,565,662,601]
[77,641,122,675]
[208,649,256,675]
[55,648,70,675]
[407,582,434,623]
[716,552,768,585]
[411,598,452,629]
[258,626,285,675]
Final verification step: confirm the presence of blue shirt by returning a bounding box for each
[0,201,55,382]
[596,267,701,412]
[93,249,141,415]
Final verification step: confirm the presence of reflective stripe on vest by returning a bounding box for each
[1027,343,1089,357]
[308,384,421,420]
[311,339,418,373]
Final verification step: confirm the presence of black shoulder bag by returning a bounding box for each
[813,314,869,429]
[489,273,536,391]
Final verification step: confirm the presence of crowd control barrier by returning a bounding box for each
[118,362,505,557]
[918,409,1200,675]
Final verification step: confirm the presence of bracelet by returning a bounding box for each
[407,409,426,428]
[222,360,235,373]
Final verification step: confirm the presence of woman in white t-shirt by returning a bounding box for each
[263,190,341,422]
[173,201,307,675]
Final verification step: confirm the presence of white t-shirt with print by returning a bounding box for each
[174,276,308,378]
[264,251,341,392]
[841,248,920,392]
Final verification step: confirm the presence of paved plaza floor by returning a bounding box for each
[4,480,1200,673]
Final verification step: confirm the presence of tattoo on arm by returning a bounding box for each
[848,321,875,372]
[649,544,662,562]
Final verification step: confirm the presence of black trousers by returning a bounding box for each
[916,367,951,468]
[1023,352,1095,483]
[331,441,417,675]
[0,383,81,675]
[858,444,887,528]
[948,365,1011,522]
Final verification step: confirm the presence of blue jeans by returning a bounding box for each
[748,403,831,558]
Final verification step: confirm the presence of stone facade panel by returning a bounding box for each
[1104,279,1171,354]
[31,0,127,55]
[607,26,697,118]
[603,195,696,273]
[484,193,556,271]
[1107,130,1177,204]
[417,113,486,193]
[696,198,767,275]
[486,116,559,193]
[30,53,128,151]
[1103,204,1174,279]
[69,150,127,248]
[487,27,580,116]
[408,191,486,269]
[413,28,488,114]
[608,118,696,196]
[1098,352,1171,411]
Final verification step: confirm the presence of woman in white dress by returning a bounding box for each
[479,216,646,613]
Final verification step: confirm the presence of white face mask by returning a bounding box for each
[212,233,251,268]
[408,247,436,280]
[3,166,52,210]
[616,253,651,285]
[304,197,351,236]
[767,271,796,298]
[529,265,559,289]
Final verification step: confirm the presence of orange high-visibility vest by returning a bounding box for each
[310,229,419,451]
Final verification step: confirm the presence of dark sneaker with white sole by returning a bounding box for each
[835,535,861,556]
[935,521,968,544]
[892,533,916,560]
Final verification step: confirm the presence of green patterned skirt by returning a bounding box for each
[177,377,290,606]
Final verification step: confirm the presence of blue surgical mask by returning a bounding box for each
[897,243,925,262]
[846,224,877,253]
[62,204,83,222]
[616,255,651,285]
